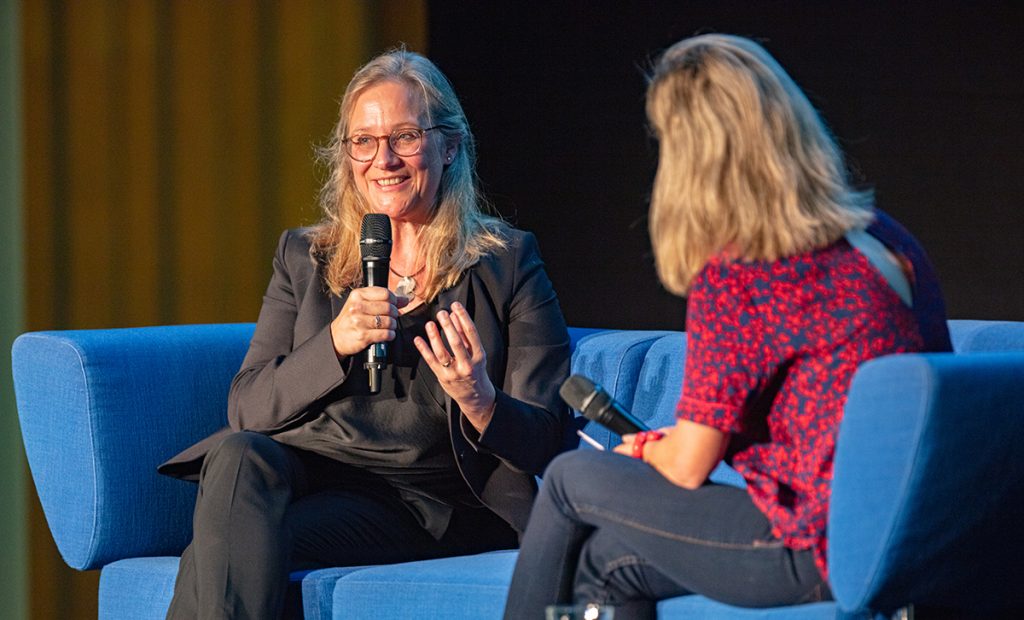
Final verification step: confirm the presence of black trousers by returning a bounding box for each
[166,431,517,620]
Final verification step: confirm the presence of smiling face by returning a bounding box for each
[347,81,455,225]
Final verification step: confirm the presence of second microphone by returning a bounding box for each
[559,374,649,436]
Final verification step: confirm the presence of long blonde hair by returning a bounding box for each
[647,34,873,295]
[310,49,506,301]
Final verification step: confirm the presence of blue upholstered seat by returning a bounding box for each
[13,320,1024,618]
[331,551,519,619]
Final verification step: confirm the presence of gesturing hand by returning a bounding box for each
[414,302,496,432]
[330,286,400,358]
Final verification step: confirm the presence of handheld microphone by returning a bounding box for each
[559,374,649,436]
[360,213,392,394]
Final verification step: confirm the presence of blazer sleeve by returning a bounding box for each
[464,231,572,475]
[227,229,351,432]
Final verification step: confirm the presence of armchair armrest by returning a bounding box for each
[829,351,1024,615]
[12,323,254,570]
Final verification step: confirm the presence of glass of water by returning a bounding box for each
[544,603,615,620]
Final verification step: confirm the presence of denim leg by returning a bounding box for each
[504,450,829,620]
[504,453,595,620]
[573,529,682,620]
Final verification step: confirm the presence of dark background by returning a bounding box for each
[429,1,1023,329]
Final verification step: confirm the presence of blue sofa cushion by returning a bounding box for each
[331,550,519,619]
[658,597,837,618]
[628,332,687,430]
[98,557,179,620]
[300,566,375,620]
[99,557,332,620]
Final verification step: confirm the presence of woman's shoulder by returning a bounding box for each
[273,227,320,272]
[272,226,319,253]
[482,218,523,241]
[481,221,544,263]
[865,209,924,253]
[497,219,547,248]
[691,247,833,299]
[279,226,315,248]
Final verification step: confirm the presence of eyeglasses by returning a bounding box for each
[342,126,443,162]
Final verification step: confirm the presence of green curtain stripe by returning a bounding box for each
[0,0,28,617]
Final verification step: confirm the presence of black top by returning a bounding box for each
[159,225,573,537]
[275,299,479,539]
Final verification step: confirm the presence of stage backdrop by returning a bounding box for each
[428,1,1024,328]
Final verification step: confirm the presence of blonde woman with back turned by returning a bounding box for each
[504,34,951,619]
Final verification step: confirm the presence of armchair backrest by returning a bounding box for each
[12,323,255,570]
[947,318,1024,353]
[828,320,1024,615]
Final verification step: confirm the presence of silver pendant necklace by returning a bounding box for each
[391,264,426,298]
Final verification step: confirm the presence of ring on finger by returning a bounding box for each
[374,315,382,329]
[441,359,452,368]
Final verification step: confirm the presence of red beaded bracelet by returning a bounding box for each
[630,431,665,460]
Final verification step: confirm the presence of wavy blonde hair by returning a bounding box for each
[310,49,506,301]
[646,34,873,295]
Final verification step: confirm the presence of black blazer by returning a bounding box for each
[160,224,572,534]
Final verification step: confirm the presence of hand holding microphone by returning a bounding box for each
[328,214,398,393]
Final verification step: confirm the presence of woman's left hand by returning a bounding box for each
[414,301,496,433]
[613,427,673,460]
[614,419,729,490]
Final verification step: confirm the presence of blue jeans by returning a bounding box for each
[503,450,831,619]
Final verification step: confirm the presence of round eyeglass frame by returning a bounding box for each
[342,125,444,162]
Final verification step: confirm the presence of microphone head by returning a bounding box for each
[360,214,392,260]
[559,374,598,412]
[560,374,648,436]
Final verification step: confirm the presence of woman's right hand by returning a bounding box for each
[330,286,400,358]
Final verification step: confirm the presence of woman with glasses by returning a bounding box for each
[503,34,950,619]
[160,49,572,619]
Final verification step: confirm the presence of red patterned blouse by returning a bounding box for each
[676,211,950,580]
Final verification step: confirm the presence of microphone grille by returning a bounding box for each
[559,374,597,412]
[360,214,392,259]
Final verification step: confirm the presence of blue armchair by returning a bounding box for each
[12,320,1024,618]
